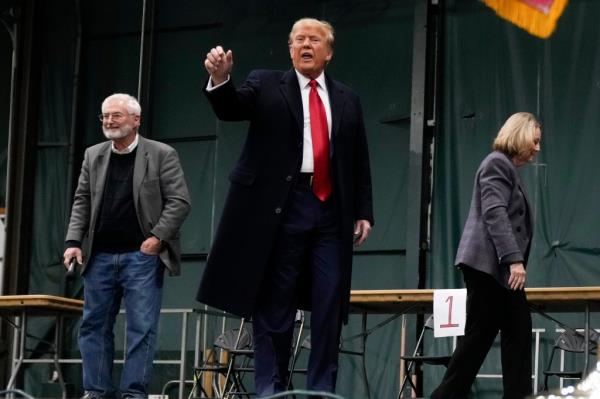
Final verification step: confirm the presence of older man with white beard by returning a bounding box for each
[63,93,191,399]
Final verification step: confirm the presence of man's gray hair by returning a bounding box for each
[102,93,142,115]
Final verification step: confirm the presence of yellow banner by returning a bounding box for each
[482,0,569,38]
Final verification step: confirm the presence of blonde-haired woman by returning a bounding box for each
[431,112,541,399]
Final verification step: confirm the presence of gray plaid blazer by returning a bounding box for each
[455,151,533,288]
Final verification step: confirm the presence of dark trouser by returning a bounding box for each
[430,267,532,399]
[252,179,343,397]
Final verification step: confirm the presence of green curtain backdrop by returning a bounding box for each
[428,0,600,397]
[6,0,600,397]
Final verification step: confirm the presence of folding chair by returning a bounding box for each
[287,334,311,385]
[225,311,305,397]
[399,315,451,398]
[286,310,306,387]
[287,329,371,399]
[193,311,305,398]
[192,321,253,399]
[543,328,600,391]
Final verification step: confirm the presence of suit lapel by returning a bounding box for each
[93,143,111,202]
[90,142,111,224]
[500,151,534,232]
[279,69,303,139]
[326,73,346,142]
[133,136,148,209]
[511,158,534,231]
[279,70,347,155]
[519,181,534,231]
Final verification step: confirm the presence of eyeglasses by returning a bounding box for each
[98,112,133,122]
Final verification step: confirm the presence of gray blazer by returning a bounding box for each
[66,135,191,276]
[455,151,533,288]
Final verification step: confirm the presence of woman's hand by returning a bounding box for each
[508,262,526,290]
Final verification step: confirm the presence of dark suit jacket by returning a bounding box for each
[455,151,533,288]
[66,136,191,275]
[197,69,374,320]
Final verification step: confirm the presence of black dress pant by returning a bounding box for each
[252,180,343,397]
[430,267,532,399]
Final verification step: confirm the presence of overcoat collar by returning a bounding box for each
[279,68,347,141]
[279,69,303,138]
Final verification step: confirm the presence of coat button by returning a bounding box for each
[519,209,524,215]
[286,175,292,182]
[516,226,522,232]
[275,207,282,214]
[297,142,302,148]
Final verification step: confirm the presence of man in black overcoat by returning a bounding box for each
[196,17,374,396]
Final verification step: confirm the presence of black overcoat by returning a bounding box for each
[196,69,374,320]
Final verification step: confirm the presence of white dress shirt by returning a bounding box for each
[295,70,332,173]
[111,133,139,154]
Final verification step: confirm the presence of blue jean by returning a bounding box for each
[79,251,164,398]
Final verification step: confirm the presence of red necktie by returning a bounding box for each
[309,79,332,201]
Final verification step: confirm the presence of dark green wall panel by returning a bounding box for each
[151,29,220,138]
[169,141,215,254]
[80,37,140,147]
[81,1,142,37]
[352,254,407,289]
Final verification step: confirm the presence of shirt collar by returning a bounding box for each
[295,70,327,91]
[111,133,139,154]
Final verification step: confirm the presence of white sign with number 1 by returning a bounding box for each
[433,289,467,338]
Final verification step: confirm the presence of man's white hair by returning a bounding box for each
[102,93,141,115]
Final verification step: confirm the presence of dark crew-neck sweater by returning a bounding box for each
[93,149,146,253]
